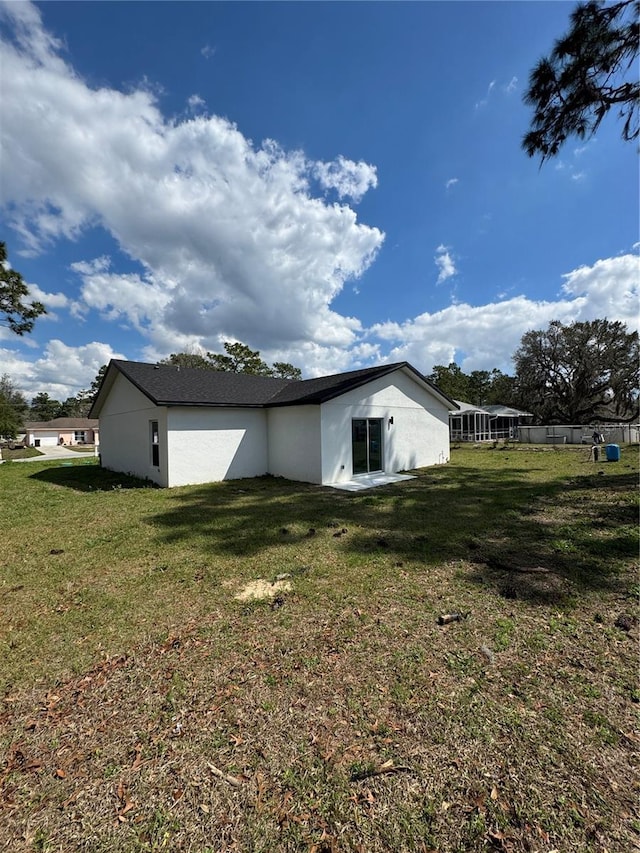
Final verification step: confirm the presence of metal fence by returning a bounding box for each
[516,424,639,445]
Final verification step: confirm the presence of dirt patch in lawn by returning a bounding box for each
[234,578,293,601]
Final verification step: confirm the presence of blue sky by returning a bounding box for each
[1,0,638,401]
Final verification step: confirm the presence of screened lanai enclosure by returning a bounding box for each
[449,402,532,442]
[449,402,491,442]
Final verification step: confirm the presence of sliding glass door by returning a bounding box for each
[352,418,383,475]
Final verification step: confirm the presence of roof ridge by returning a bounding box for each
[92,358,454,412]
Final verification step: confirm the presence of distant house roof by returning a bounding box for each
[482,405,533,417]
[451,400,488,415]
[91,359,457,417]
[450,401,532,418]
[24,418,99,431]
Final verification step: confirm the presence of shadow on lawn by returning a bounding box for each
[145,466,637,604]
[29,463,157,492]
[28,461,637,604]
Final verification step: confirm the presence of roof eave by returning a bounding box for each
[90,360,160,418]
[268,362,458,409]
[159,401,267,408]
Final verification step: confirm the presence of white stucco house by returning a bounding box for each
[89,360,456,488]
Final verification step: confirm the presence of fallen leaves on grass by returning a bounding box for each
[349,759,416,782]
[114,779,136,821]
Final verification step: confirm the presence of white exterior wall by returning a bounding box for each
[97,373,169,486]
[267,405,322,484]
[320,370,450,484]
[97,368,450,488]
[166,407,268,487]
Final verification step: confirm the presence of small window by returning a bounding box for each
[74,430,86,443]
[150,420,159,467]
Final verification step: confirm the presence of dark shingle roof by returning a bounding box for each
[91,359,456,415]
[267,362,436,405]
[25,418,99,430]
[108,360,292,407]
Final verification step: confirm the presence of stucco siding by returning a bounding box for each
[98,373,168,486]
[267,406,322,483]
[96,366,450,488]
[320,369,450,484]
[166,407,268,487]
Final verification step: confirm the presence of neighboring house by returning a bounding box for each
[90,360,456,488]
[482,404,533,439]
[449,401,491,442]
[449,402,532,442]
[24,418,99,448]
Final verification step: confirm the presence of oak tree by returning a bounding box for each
[513,319,639,423]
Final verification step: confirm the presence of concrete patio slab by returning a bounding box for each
[327,472,415,491]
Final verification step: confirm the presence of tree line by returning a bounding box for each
[0,370,105,440]
[1,318,637,440]
[0,343,301,439]
[429,319,638,424]
[158,342,301,379]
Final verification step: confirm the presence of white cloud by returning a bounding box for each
[554,160,587,182]
[434,244,457,284]
[314,156,378,202]
[1,3,635,397]
[556,142,593,179]
[25,281,69,312]
[187,94,206,112]
[70,262,171,329]
[560,253,639,322]
[0,2,384,364]
[369,253,639,375]
[200,44,216,59]
[1,340,125,401]
[445,177,459,190]
[476,77,518,108]
[474,80,495,110]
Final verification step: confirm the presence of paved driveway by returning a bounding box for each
[1,445,97,463]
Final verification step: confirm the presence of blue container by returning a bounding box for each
[605,444,620,462]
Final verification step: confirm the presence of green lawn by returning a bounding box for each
[1,445,638,852]
[0,446,42,460]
